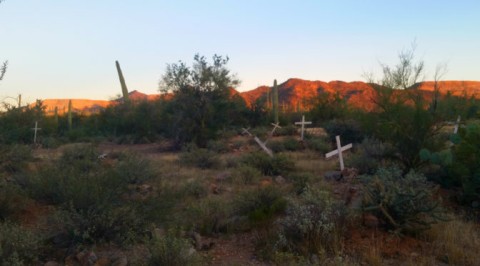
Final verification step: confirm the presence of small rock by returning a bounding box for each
[324,171,342,181]
[275,176,286,184]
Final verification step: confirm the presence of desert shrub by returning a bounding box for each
[347,138,394,174]
[179,145,221,169]
[267,140,285,153]
[241,152,295,176]
[0,144,32,174]
[234,186,287,227]
[232,165,262,185]
[282,137,303,151]
[0,181,27,220]
[148,231,202,266]
[274,189,348,257]
[114,152,156,184]
[206,139,230,153]
[51,203,147,246]
[181,179,208,199]
[40,136,62,149]
[324,119,364,144]
[184,197,234,235]
[362,167,448,234]
[288,173,313,195]
[59,144,100,173]
[276,125,298,136]
[305,137,330,153]
[251,127,269,139]
[0,221,42,265]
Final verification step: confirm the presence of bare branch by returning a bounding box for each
[0,60,7,81]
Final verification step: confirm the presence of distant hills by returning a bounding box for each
[33,80,480,115]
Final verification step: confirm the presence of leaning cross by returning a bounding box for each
[295,115,312,140]
[453,115,461,134]
[241,128,273,157]
[269,122,282,137]
[325,135,352,171]
[31,121,42,145]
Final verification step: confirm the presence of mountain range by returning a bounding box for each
[35,79,480,115]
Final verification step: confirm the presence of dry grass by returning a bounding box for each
[426,219,480,266]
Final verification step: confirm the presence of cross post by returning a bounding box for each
[325,135,352,171]
[454,115,461,134]
[31,121,42,145]
[295,115,312,140]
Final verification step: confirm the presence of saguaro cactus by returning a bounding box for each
[115,60,130,103]
[17,94,21,108]
[68,100,72,130]
[272,79,279,124]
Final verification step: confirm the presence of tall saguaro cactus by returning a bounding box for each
[115,60,130,103]
[68,100,72,130]
[272,79,279,124]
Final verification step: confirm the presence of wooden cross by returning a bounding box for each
[295,115,312,140]
[241,127,273,157]
[31,121,42,144]
[269,122,282,137]
[454,115,461,134]
[325,135,352,171]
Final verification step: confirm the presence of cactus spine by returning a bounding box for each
[272,79,279,124]
[115,60,130,103]
[68,100,72,130]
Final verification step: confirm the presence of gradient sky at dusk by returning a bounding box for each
[1,0,479,103]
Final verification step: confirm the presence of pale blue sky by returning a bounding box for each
[1,0,479,103]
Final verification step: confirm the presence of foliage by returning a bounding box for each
[347,138,394,174]
[446,122,480,206]
[234,186,287,227]
[0,101,46,144]
[304,137,330,154]
[113,151,156,184]
[0,60,7,81]
[0,144,32,174]
[362,167,447,234]
[0,180,27,220]
[159,54,248,148]
[148,231,202,266]
[308,91,349,122]
[324,119,364,144]
[241,152,295,176]
[275,189,348,257]
[178,144,221,169]
[232,165,262,185]
[184,197,235,235]
[0,221,42,265]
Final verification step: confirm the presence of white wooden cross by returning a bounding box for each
[269,122,282,137]
[295,115,312,140]
[453,115,461,134]
[325,135,352,171]
[31,121,42,144]
[241,127,273,157]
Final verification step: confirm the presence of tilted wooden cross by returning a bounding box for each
[454,115,461,134]
[31,121,42,145]
[295,115,312,140]
[241,127,273,157]
[269,122,282,137]
[325,135,352,171]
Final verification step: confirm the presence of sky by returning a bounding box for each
[1,0,479,104]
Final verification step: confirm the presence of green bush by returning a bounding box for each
[232,165,262,185]
[325,119,364,144]
[234,186,287,227]
[276,125,298,136]
[362,167,447,234]
[0,221,42,265]
[183,197,234,235]
[241,152,295,176]
[206,139,230,153]
[267,140,285,153]
[275,189,348,257]
[114,152,156,184]
[179,145,221,169]
[59,144,100,173]
[0,145,32,174]
[181,179,208,199]
[148,231,202,266]
[282,137,303,151]
[347,138,394,174]
[305,137,330,154]
[0,181,27,220]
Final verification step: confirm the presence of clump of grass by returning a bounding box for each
[179,145,221,169]
[0,221,42,265]
[0,144,32,174]
[427,219,480,265]
[231,165,262,185]
[241,152,295,176]
[148,230,203,266]
[0,180,27,220]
